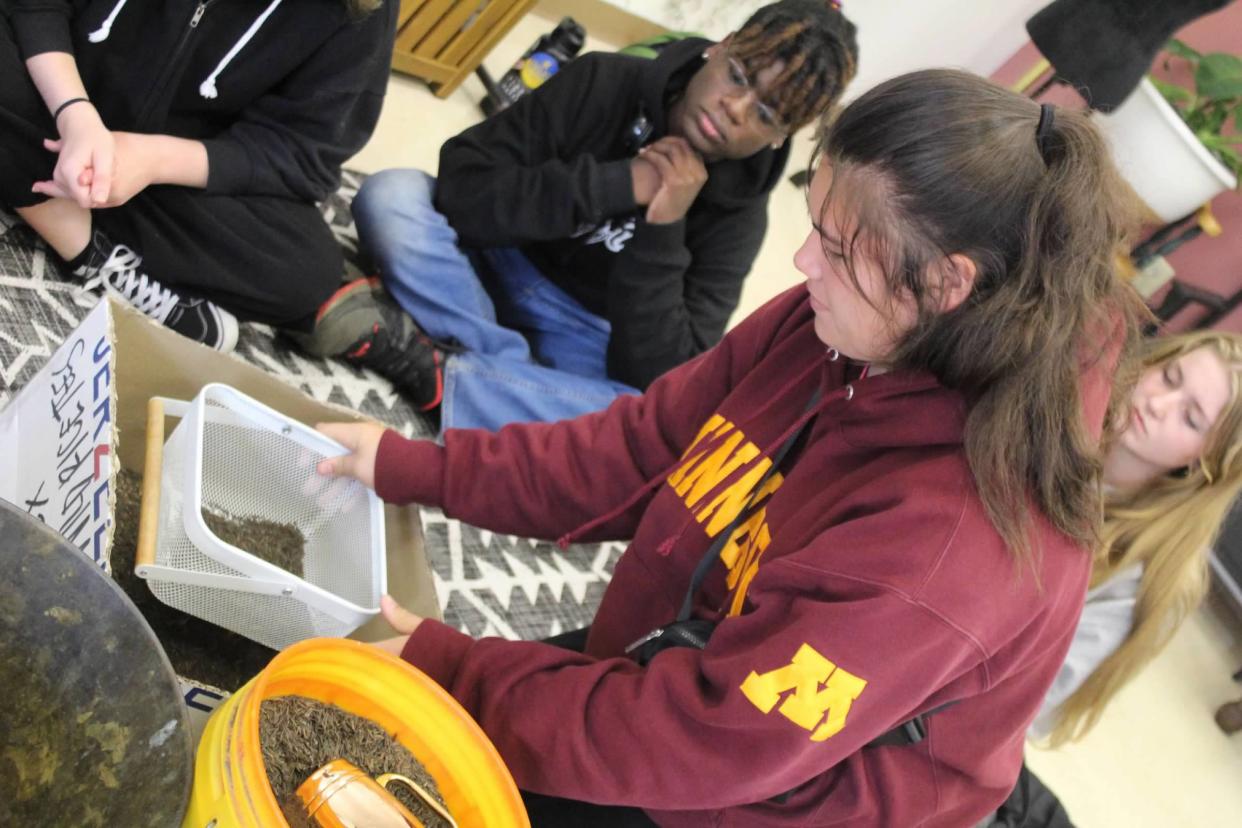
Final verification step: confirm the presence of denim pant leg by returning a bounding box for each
[351,168,530,360]
[352,168,637,432]
[443,250,639,432]
[479,247,617,379]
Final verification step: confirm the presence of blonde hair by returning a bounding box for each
[1047,331,1242,746]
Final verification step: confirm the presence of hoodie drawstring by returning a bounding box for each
[556,472,668,550]
[87,0,284,101]
[88,0,130,42]
[200,0,283,99]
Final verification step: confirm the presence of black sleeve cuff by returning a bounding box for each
[594,158,638,220]
[201,138,253,194]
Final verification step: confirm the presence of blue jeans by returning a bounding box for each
[352,169,638,432]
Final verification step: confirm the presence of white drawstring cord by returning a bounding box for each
[87,0,130,42]
[88,0,284,102]
[199,0,283,99]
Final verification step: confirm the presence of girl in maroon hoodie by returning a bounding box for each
[318,70,1147,827]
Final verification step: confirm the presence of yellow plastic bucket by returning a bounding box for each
[183,638,529,828]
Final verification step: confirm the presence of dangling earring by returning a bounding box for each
[702,50,710,60]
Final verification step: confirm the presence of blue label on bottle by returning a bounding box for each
[520,52,561,89]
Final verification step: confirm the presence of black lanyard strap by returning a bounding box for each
[675,387,822,623]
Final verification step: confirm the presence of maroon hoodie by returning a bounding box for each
[375,285,1110,826]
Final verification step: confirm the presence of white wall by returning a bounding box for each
[605,0,1047,97]
[843,0,1047,96]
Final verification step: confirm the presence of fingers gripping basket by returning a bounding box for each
[135,383,386,651]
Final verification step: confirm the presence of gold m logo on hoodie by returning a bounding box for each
[740,644,868,741]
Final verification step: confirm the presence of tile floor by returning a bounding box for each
[348,8,1242,825]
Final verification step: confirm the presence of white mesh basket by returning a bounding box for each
[136,383,386,650]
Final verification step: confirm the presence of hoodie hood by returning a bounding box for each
[638,37,792,209]
[817,360,967,453]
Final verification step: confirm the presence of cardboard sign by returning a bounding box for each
[180,677,229,746]
[0,301,115,570]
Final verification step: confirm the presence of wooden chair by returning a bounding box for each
[391,0,538,98]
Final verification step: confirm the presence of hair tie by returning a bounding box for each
[1036,103,1056,162]
[53,96,91,122]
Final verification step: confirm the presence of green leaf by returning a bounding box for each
[1206,143,1241,177]
[1165,38,1202,62]
[1201,103,1231,134]
[1182,98,1216,131]
[1199,132,1242,151]
[1196,53,1242,100]
[1199,136,1242,176]
[1150,75,1194,105]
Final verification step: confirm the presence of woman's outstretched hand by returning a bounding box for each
[371,594,424,657]
[316,421,386,490]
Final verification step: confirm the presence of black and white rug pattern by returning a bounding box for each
[0,171,617,641]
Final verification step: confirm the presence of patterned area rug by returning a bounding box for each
[0,171,618,641]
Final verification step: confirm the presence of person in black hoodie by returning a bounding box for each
[305,0,857,431]
[0,0,397,351]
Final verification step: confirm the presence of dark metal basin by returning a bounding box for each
[0,496,193,827]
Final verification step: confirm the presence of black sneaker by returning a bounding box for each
[78,243,239,352]
[344,315,449,412]
[290,276,386,358]
[293,276,454,411]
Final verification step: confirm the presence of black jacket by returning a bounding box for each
[435,38,790,389]
[6,0,396,201]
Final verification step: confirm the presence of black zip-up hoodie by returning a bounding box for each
[435,38,790,390]
[6,0,396,202]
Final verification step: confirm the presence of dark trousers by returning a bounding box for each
[520,627,660,827]
[0,16,342,326]
[982,763,1075,828]
[521,792,661,827]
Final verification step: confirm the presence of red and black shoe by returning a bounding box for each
[292,276,459,411]
[343,316,449,412]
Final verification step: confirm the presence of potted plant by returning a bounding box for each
[1095,39,1241,223]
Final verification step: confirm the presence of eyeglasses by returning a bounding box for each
[725,55,788,132]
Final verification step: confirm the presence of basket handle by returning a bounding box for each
[135,397,166,571]
[136,397,192,570]
[377,773,459,828]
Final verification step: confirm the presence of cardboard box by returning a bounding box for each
[0,298,439,737]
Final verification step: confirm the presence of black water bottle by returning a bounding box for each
[480,17,586,116]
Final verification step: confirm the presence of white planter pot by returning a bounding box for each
[1095,78,1238,223]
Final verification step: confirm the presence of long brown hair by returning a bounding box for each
[816,69,1149,563]
[1047,332,1242,745]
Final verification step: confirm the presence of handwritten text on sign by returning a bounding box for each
[0,303,114,568]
